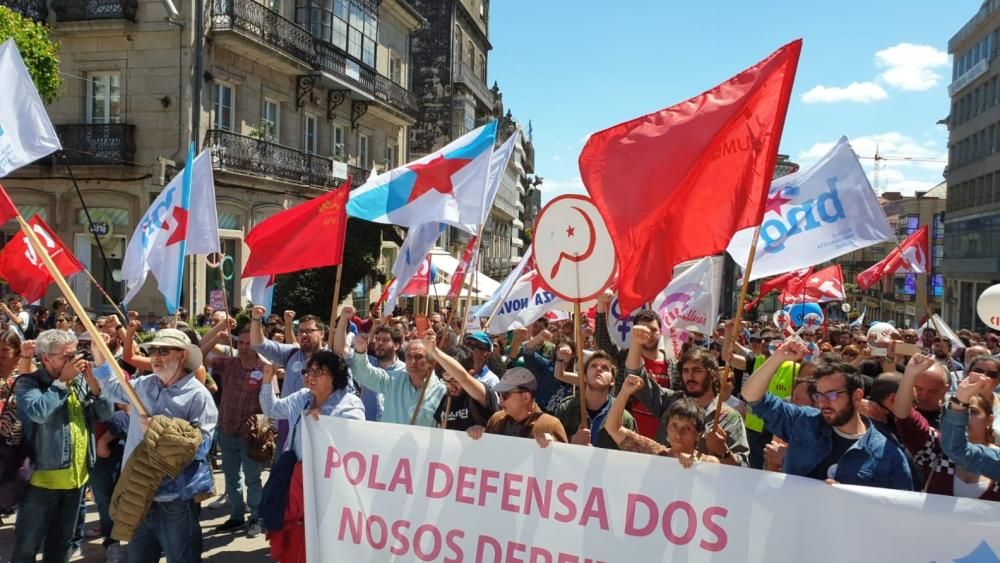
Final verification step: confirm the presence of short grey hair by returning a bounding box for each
[36,329,79,356]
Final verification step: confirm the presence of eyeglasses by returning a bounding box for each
[298,328,321,335]
[500,388,528,400]
[147,346,181,357]
[811,388,850,403]
[305,368,331,378]
[971,369,1000,379]
[49,352,76,361]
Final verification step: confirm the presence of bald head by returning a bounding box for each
[965,345,990,366]
[913,362,949,413]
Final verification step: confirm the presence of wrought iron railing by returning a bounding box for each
[452,61,493,106]
[347,165,368,188]
[4,0,47,22]
[212,0,315,65]
[55,124,136,165]
[314,40,419,118]
[205,129,339,187]
[52,0,137,22]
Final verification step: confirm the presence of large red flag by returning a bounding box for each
[781,264,845,305]
[744,267,812,311]
[447,235,478,300]
[243,183,349,277]
[0,183,19,225]
[579,40,802,312]
[857,225,929,290]
[401,257,434,296]
[0,215,84,302]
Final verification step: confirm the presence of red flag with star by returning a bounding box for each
[244,182,350,277]
[744,267,812,311]
[0,215,84,302]
[579,40,801,312]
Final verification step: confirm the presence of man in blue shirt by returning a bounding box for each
[462,331,500,388]
[360,324,406,421]
[742,340,913,491]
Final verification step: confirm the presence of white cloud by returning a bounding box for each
[875,43,950,91]
[540,177,586,204]
[551,155,562,161]
[796,132,946,195]
[801,82,888,104]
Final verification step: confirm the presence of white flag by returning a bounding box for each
[727,136,894,280]
[657,257,724,362]
[382,222,444,315]
[0,39,61,177]
[472,129,520,230]
[121,148,217,312]
[476,248,567,334]
[244,276,275,316]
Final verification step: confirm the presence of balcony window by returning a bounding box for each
[87,73,122,125]
[262,98,280,142]
[357,133,369,168]
[385,138,398,169]
[389,54,402,85]
[213,83,235,132]
[332,123,346,159]
[306,0,376,67]
[932,274,943,298]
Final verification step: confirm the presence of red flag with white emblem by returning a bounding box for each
[0,215,84,302]
[857,226,929,290]
[781,264,845,304]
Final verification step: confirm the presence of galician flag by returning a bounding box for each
[121,145,218,312]
[245,275,276,316]
[347,121,497,233]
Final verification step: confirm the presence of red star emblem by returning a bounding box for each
[566,225,575,237]
[764,189,792,216]
[406,154,471,203]
[164,206,188,246]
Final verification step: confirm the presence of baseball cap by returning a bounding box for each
[463,331,493,352]
[493,367,537,393]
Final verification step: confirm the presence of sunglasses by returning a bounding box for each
[147,346,181,356]
[810,388,850,403]
[971,369,1000,379]
[500,388,528,400]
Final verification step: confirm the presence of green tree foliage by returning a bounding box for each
[0,7,61,104]
[272,219,384,319]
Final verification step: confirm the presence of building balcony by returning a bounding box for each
[211,0,315,68]
[452,61,494,108]
[54,124,135,166]
[52,0,137,22]
[313,40,419,120]
[206,129,367,188]
[6,0,48,22]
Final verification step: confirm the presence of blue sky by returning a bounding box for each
[488,1,978,202]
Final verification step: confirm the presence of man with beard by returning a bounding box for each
[462,332,500,388]
[359,325,406,422]
[627,326,749,466]
[250,306,327,453]
[743,340,912,490]
[91,329,218,561]
[932,335,964,376]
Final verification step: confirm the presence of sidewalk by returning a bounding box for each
[0,469,273,562]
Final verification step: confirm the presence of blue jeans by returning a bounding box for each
[11,485,84,563]
[219,431,263,521]
[127,499,202,563]
[90,456,119,544]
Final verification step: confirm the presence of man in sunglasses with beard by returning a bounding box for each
[742,340,913,491]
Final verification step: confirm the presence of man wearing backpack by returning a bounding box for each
[12,329,112,563]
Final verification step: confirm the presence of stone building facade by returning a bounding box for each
[4,0,423,315]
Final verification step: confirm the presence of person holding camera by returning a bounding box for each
[11,329,113,563]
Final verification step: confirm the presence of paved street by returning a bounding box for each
[0,470,272,562]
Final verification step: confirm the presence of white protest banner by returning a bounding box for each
[727,136,894,281]
[0,39,61,177]
[302,417,1000,563]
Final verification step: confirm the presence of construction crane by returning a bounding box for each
[855,145,947,193]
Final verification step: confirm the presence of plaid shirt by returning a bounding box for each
[213,356,265,435]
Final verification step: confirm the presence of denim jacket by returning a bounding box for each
[14,367,113,472]
[748,393,914,490]
[940,406,1000,481]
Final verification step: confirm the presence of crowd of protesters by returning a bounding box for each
[1,289,999,563]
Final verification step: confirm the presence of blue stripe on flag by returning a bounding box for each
[445,121,496,160]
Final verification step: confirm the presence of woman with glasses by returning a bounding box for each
[892,354,1000,498]
[259,350,363,563]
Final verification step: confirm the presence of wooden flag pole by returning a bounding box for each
[327,264,344,350]
[715,226,761,431]
[574,301,588,425]
[16,213,149,417]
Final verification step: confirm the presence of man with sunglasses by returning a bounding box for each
[742,340,913,490]
[462,332,499,389]
[466,367,567,445]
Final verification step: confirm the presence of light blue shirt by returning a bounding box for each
[360,355,406,422]
[93,363,217,500]
[254,340,311,398]
[474,365,499,389]
[259,383,364,459]
[349,351,446,427]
